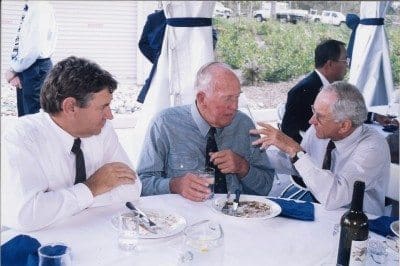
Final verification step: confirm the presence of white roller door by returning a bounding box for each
[1,1,138,88]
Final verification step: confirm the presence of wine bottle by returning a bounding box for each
[336,181,369,266]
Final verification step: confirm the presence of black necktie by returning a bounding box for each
[322,140,336,170]
[206,127,227,193]
[71,138,86,184]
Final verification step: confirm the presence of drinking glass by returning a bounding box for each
[117,211,140,252]
[386,102,399,119]
[367,238,388,264]
[197,168,215,199]
[38,242,72,266]
[385,235,399,253]
[178,220,224,266]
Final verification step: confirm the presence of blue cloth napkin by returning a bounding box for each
[369,216,398,237]
[1,234,40,266]
[269,198,315,221]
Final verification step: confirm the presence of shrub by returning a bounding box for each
[214,17,399,86]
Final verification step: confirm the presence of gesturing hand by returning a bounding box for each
[209,149,249,178]
[84,162,137,197]
[169,173,212,202]
[249,122,301,157]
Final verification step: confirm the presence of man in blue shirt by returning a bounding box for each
[137,62,274,201]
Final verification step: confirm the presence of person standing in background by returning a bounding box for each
[5,1,57,117]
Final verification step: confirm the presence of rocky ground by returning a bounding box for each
[0,77,300,117]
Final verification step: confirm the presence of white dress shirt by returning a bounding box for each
[267,125,390,216]
[314,69,330,87]
[10,1,57,73]
[1,111,141,231]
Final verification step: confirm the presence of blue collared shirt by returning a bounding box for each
[137,103,275,196]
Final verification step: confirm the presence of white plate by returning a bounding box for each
[211,195,281,220]
[111,209,187,239]
[390,221,399,237]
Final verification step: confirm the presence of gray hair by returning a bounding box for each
[322,81,368,127]
[194,61,234,95]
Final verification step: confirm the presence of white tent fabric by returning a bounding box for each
[348,1,394,107]
[132,1,215,166]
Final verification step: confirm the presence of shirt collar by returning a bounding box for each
[43,111,77,154]
[315,69,330,87]
[333,125,363,152]
[191,102,211,138]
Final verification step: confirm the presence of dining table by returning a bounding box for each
[1,194,398,266]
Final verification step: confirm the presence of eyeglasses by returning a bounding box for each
[336,57,350,66]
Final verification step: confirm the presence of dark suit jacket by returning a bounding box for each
[281,71,323,143]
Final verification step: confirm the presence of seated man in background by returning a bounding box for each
[251,81,389,216]
[1,56,142,231]
[281,39,395,143]
[137,62,274,201]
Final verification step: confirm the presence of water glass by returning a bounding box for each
[38,242,72,266]
[385,235,399,253]
[386,102,399,119]
[197,168,215,199]
[178,220,224,266]
[368,239,388,264]
[118,211,140,252]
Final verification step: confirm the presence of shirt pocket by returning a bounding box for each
[168,152,200,173]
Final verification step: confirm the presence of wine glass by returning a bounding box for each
[178,220,224,266]
[386,102,399,120]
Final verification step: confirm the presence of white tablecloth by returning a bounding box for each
[2,194,398,266]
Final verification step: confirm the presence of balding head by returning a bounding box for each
[194,62,240,95]
[195,62,241,128]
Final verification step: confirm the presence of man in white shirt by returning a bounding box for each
[5,1,57,116]
[2,56,142,231]
[251,81,390,216]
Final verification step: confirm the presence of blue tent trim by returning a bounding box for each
[346,13,384,67]
[137,10,212,103]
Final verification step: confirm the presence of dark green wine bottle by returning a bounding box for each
[336,181,369,266]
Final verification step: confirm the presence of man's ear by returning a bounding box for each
[196,91,206,106]
[61,97,77,115]
[338,119,352,135]
[326,59,335,69]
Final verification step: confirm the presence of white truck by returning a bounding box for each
[213,2,233,19]
[309,9,321,22]
[253,2,308,23]
[320,10,346,26]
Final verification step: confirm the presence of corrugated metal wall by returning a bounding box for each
[1,1,138,88]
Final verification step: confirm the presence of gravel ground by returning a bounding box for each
[1,77,300,117]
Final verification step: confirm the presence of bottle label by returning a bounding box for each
[349,239,367,265]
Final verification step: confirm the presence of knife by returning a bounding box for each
[125,202,157,227]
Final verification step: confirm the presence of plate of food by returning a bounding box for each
[212,194,281,219]
[111,209,187,239]
[390,220,399,237]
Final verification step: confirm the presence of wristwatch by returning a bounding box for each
[291,150,306,164]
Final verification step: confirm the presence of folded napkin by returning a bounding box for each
[369,216,398,237]
[1,234,40,266]
[269,198,315,221]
